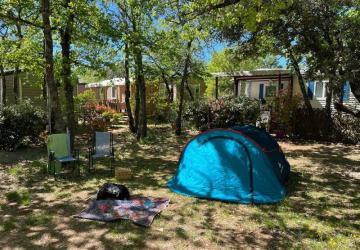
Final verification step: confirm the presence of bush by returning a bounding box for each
[0,101,47,151]
[268,90,304,134]
[101,110,123,124]
[290,108,360,143]
[75,90,97,109]
[184,99,210,131]
[291,108,328,140]
[75,90,123,131]
[78,104,110,132]
[333,114,360,144]
[153,98,177,124]
[184,96,260,131]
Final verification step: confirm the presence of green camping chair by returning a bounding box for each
[88,132,115,172]
[47,133,80,178]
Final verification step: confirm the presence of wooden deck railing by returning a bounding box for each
[98,99,126,112]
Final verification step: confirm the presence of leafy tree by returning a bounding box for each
[192,0,360,120]
[155,0,209,135]
[41,0,65,132]
[104,0,157,140]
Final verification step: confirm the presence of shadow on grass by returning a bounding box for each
[254,144,360,248]
[0,127,359,249]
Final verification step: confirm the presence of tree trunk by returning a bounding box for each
[60,0,75,149]
[186,83,194,101]
[124,41,136,133]
[288,50,313,114]
[13,23,23,104]
[42,0,64,133]
[161,72,173,103]
[171,82,175,101]
[13,67,19,103]
[325,79,333,118]
[42,77,47,101]
[134,76,140,131]
[134,49,147,140]
[0,64,6,105]
[324,78,334,136]
[175,40,192,136]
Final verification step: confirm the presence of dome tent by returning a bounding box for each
[167,125,290,204]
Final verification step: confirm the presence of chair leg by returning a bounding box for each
[88,156,91,173]
[76,161,80,177]
[90,157,94,173]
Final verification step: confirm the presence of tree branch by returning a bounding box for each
[0,12,42,29]
[334,102,360,118]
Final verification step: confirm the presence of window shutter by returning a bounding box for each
[343,81,350,102]
[307,81,314,99]
[259,84,264,99]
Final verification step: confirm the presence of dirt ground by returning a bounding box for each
[0,125,359,249]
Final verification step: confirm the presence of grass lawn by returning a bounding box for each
[0,125,359,249]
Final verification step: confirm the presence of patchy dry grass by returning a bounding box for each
[0,125,359,249]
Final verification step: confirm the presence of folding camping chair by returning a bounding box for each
[47,133,80,179]
[88,132,115,172]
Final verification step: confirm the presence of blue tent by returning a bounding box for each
[167,125,290,204]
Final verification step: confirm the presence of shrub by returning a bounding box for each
[332,114,360,144]
[184,99,210,131]
[0,100,46,151]
[75,91,123,131]
[184,96,260,131]
[268,90,304,134]
[291,108,328,140]
[101,110,123,124]
[78,104,110,132]
[74,90,97,112]
[153,98,177,124]
[290,108,360,143]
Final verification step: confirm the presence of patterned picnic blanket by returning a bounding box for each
[74,197,170,227]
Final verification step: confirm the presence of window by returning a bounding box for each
[111,87,117,99]
[315,81,324,98]
[307,81,327,99]
[265,85,277,97]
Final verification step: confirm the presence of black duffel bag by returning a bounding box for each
[96,183,130,200]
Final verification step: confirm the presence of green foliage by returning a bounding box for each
[5,190,31,206]
[0,100,46,151]
[77,104,111,132]
[184,96,260,131]
[76,91,122,131]
[74,89,97,115]
[183,99,210,130]
[268,90,304,134]
[1,219,16,232]
[25,212,53,227]
[101,111,123,124]
[153,98,177,124]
